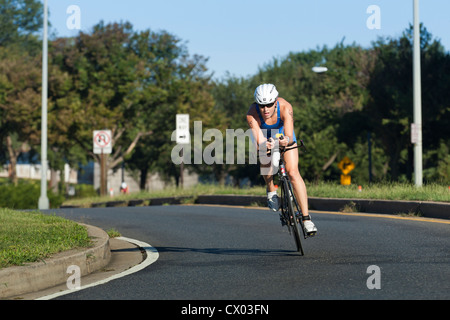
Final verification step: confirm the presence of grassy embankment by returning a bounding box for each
[0,209,91,269]
[62,181,450,208]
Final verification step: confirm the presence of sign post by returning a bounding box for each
[176,114,190,188]
[176,114,190,144]
[93,130,112,196]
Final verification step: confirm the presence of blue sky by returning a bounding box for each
[45,0,450,80]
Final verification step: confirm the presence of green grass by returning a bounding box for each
[62,181,450,208]
[0,209,92,269]
[306,181,450,202]
[62,184,268,207]
[106,228,122,238]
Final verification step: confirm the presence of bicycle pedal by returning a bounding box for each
[306,231,317,237]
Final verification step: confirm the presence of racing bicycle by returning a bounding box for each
[270,136,314,255]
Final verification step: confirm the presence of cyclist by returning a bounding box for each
[246,83,317,235]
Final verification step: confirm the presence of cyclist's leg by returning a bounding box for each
[262,173,276,192]
[260,161,279,211]
[260,153,276,192]
[282,144,309,217]
[283,147,317,235]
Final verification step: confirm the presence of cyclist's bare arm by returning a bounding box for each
[278,98,295,147]
[246,104,272,149]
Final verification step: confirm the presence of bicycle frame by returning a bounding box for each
[278,144,308,232]
[274,140,308,254]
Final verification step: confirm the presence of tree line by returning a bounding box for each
[1,0,449,195]
[208,24,450,186]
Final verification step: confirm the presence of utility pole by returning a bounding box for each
[38,0,49,209]
[413,0,423,186]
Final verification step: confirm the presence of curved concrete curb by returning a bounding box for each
[308,197,450,220]
[0,224,110,299]
[35,236,159,300]
[60,195,450,220]
[194,195,450,220]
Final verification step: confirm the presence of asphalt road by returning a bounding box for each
[45,205,449,300]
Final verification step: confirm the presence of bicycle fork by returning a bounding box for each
[280,164,296,230]
[280,165,309,239]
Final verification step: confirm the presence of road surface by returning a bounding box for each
[45,205,449,300]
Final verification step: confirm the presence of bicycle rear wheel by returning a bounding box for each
[281,178,304,255]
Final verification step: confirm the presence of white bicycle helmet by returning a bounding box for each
[254,83,278,105]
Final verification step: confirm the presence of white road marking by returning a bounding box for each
[36,237,159,300]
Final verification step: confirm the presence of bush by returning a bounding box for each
[72,184,97,198]
[0,180,64,209]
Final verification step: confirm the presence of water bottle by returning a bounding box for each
[272,149,280,168]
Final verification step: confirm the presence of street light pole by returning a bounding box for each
[413,0,423,187]
[38,0,49,209]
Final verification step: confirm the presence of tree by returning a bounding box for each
[0,47,41,184]
[211,75,260,186]
[0,0,43,184]
[0,0,43,52]
[367,24,450,181]
[51,22,217,190]
[251,44,375,182]
[127,29,218,188]
[50,22,154,192]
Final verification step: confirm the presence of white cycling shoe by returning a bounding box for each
[302,218,318,236]
[267,191,279,212]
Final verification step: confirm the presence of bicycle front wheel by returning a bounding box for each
[281,178,304,255]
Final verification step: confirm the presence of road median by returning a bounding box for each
[0,224,110,299]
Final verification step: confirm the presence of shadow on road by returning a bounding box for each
[154,246,300,257]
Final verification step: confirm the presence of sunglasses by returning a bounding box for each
[259,101,276,109]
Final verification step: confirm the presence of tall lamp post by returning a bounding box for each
[38,0,49,209]
[413,0,423,187]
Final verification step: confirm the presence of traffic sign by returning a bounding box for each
[338,156,355,175]
[93,130,112,154]
[411,123,420,144]
[176,114,190,144]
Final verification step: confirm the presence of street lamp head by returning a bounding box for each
[312,66,328,73]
